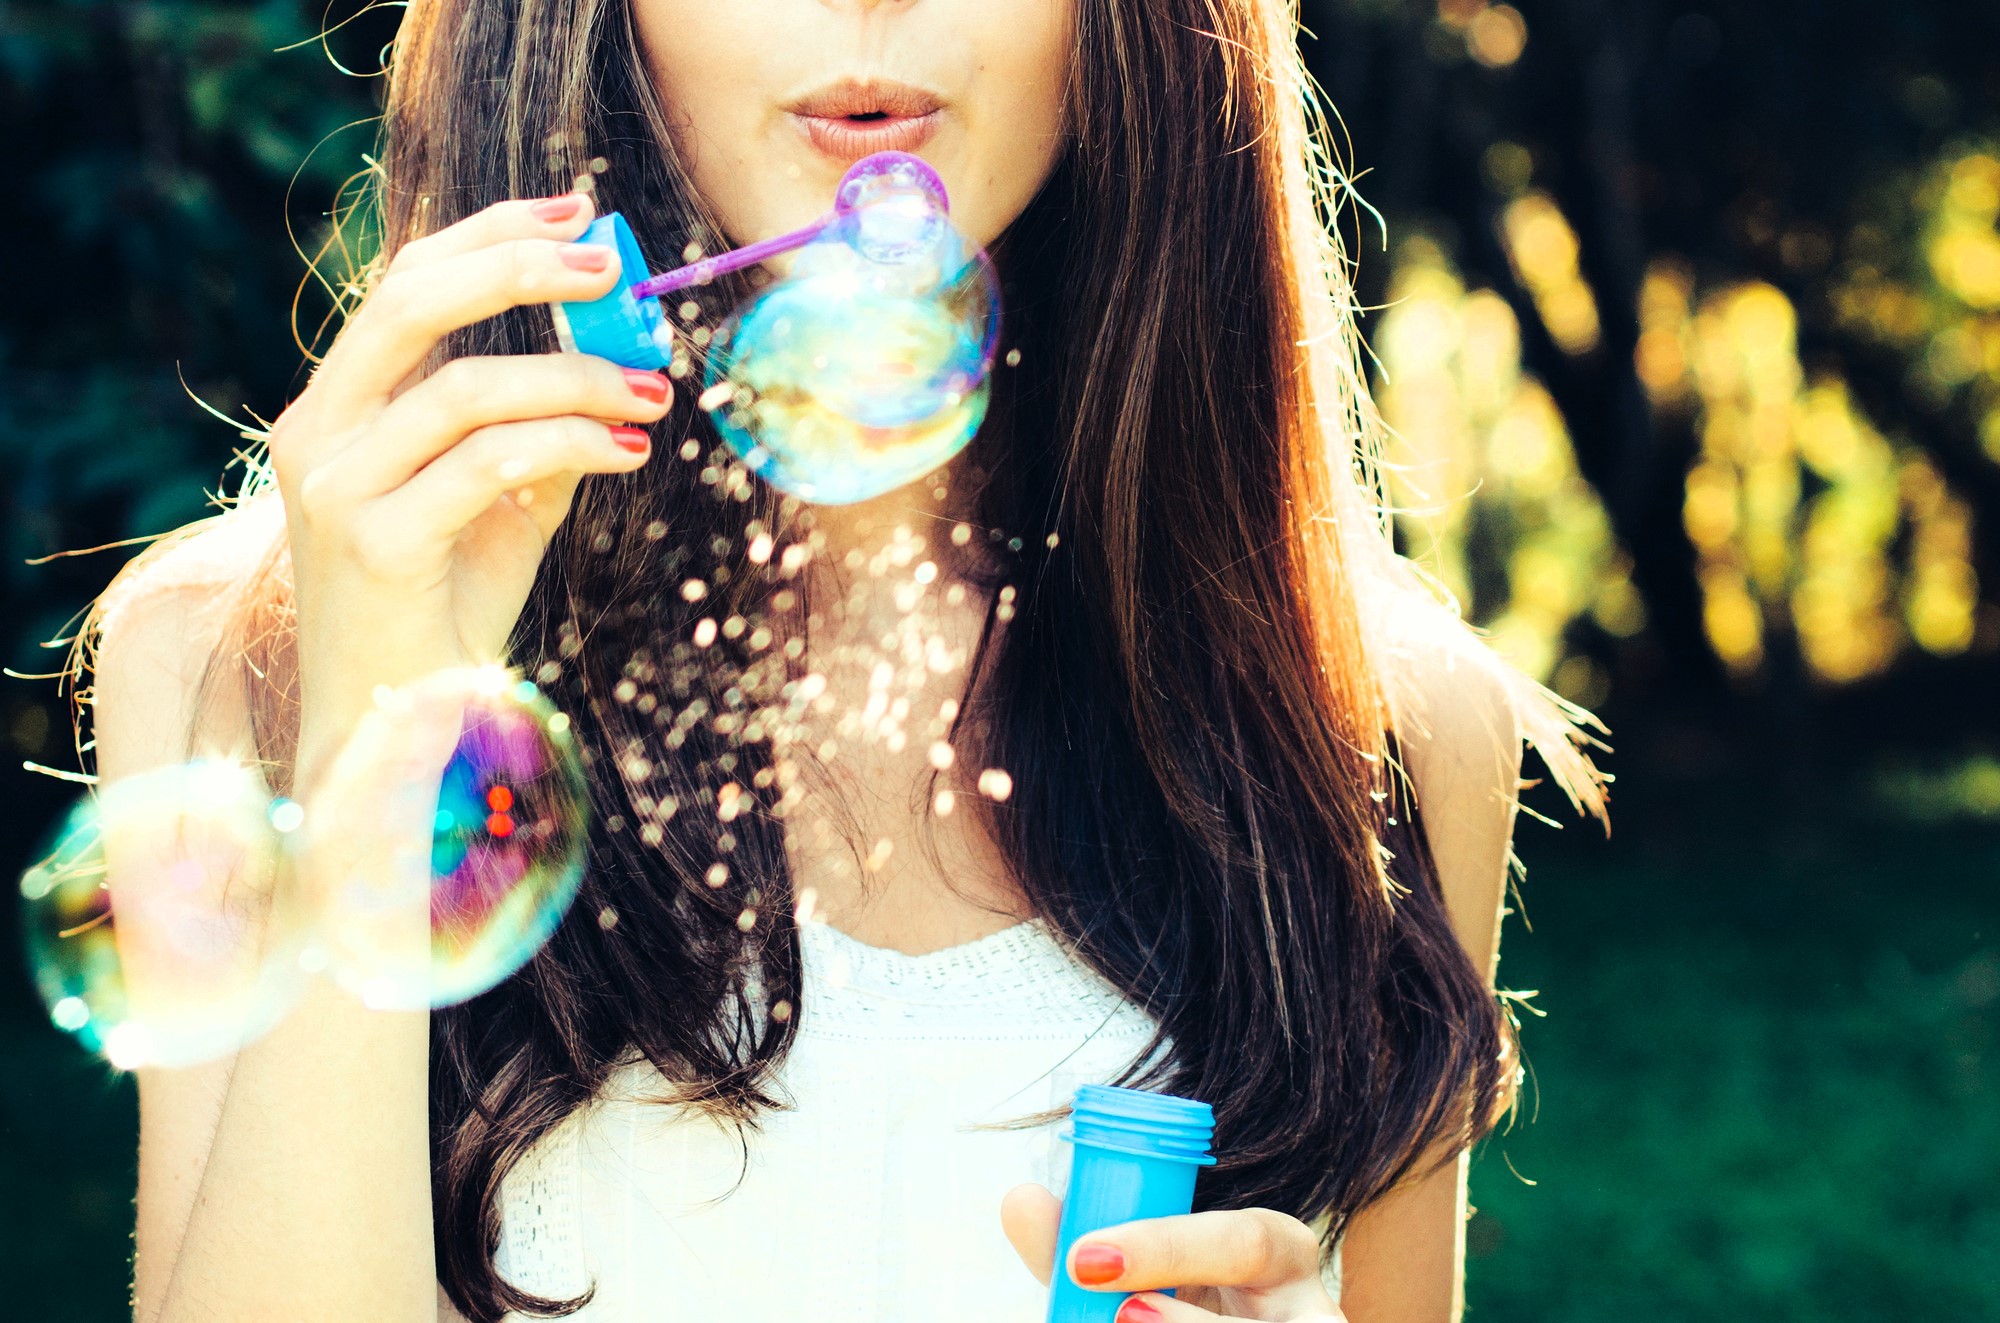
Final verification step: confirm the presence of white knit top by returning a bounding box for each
[489,916,1340,1321]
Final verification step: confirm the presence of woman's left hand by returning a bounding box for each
[1002,1183,1347,1322]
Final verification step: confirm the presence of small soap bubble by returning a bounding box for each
[19,760,309,1070]
[977,768,1014,802]
[309,667,589,1010]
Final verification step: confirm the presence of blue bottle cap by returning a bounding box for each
[550,211,673,371]
[1064,1083,1218,1166]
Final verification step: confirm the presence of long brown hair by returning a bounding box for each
[74,0,1611,1317]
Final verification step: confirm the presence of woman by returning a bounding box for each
[81,0,1611,1319]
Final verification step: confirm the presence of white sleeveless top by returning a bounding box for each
[491,916,1341,1320]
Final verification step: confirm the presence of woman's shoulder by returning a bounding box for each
[95,494,287,638]
[1392,617,1524,801]
[1386,617,1527,974]
[90,496,288,780]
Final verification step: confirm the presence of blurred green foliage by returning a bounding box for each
[1467,787,1998,1320]
[0,0,389,668]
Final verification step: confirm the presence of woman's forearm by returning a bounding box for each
[144,975,435,1323]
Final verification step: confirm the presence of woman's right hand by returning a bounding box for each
[266,189,672,785]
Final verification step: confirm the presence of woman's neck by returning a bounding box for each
[776,477,1031,955]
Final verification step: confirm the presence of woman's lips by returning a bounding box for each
[789,109,942,161]
[784,80,944,163]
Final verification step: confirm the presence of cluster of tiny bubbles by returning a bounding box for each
[307,666,589,1011]
[18,759,310,1070]
[700,155,1002,506]
[550,497,1037,954]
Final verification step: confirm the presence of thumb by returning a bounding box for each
[1000,1182,1063,1287]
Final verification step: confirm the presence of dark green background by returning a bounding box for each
[3,1,1996,1318]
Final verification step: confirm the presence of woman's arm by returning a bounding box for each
[1336,640,1525,1323]
[103,188,657,1321]
[98,571,438,1323]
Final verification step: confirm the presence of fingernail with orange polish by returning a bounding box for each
[622,369,669,404]
[559,244,611,272]
[1115,1297,1163,1323]
[530,194,582,222]
[1071,1243,1125,1286]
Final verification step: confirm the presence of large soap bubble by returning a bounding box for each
[19,759,309,1070]
[309,667,589,1010]
[703,156,1000,504]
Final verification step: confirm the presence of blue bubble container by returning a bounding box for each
[1047,1084,1217,1323]
[549,211,673,371]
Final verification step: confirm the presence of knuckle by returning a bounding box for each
[502,197,559,237]
[501,239,537,295]
[294,465,345,531]
[486,195,531,227]
[535,414,603,463]
[455,419,512,464]
[1229,1211,1284,1273]
[345,506,413,578]
[466,416,547,462]
[364,269,416,325]
[264,402,310,474]
[430,357,488,413]
[384,235,432,275]
[574,357,625,403]
[1138,1224,1192,1280]
[1250,1208,1317,1275]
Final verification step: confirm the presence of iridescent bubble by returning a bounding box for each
[19,760,308,1070]
[835,151,952,265]
[703,167,1002,505]
[311,667,589,1010]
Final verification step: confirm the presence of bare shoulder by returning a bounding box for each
[91,497,286,781]
[1391,624,1525,980]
